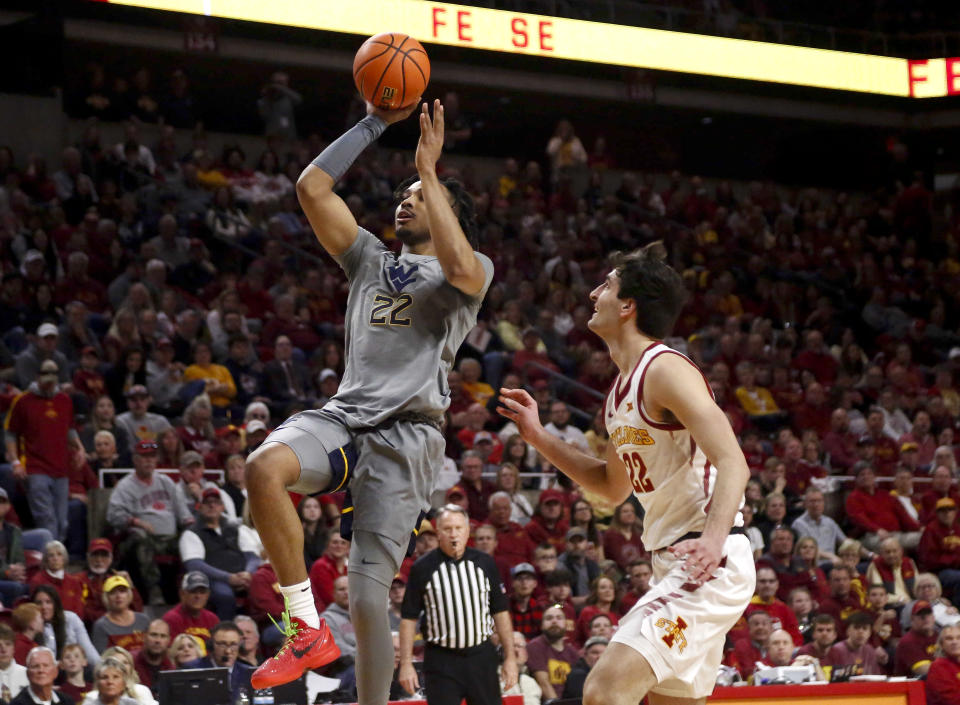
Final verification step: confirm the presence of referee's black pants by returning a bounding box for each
[423,641,501,705]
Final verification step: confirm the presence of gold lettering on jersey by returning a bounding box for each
[611,426,655,449]
[656,615,688,653]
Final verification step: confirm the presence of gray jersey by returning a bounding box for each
[326,228,493,428]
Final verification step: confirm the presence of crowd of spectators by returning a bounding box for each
[4,67,960,702]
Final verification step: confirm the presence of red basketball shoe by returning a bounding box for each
[251,613,340,690]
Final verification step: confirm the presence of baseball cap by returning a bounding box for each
[182,571,211,591]
[539,488,565,505]
[80,345,99,357]
[521,327,539,339]
[125,384,149,398]
[103,575,131,593]
[532,379,550,391]
[566,526,587,541]
[900,442,919,453]
[446,485,466,500]
[134,440,159,456]
[857,434,875,447]
[36,323,58,338]
[88,538,113,554]
[0,488,9,502]
[156,337,174,348]
[583,636,609,650]
[391,573,407,585]
[215,424,240,438]
[912,600,933,616]
[473,431,494,444]
[39,359,59,376]
[245,420,268,435]
[950,347,960,360]
[201,487,222,503]
[24,250,44,264]
[319,368,338,382]
[511,562,536,578]
[936,497,957,511]
[417,519,436,536]
[180,450,203,467]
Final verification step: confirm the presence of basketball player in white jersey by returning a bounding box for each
[498,241,755,704]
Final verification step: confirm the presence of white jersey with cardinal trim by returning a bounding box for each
[604,341,743,551]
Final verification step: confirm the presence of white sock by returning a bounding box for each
[280,580,320,630]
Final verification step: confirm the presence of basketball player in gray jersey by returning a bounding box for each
[246,98,497,701]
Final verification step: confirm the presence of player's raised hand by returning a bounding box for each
[365,99,420,125]
[497,388,543,443]
[415,99,444,174]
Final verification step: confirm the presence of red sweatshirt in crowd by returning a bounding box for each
[162,604,218,655]
[927,655,960,705]
[845,488,920,533]
[5,391,73,478]
[918,518,960,572]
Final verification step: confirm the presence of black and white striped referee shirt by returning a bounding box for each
[400,547,508,650]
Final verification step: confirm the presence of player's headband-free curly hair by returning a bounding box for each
[608,240,686,340]
[393,175,479,248]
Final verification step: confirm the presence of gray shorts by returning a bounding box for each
[264,409,444,556]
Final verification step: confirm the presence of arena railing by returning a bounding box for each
[97,467,225,488]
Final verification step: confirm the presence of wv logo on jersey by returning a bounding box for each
[387,263,419,293]
[656,616,688,653]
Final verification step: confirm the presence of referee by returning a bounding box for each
[398,504,518,705]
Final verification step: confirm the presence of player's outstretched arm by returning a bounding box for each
[415,99,487,296]
[498,388,633,502]
[298,101,419,257]
[296,164,360,257]
[646,354,750,582]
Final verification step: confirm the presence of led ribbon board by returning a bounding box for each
[97,0,958,98]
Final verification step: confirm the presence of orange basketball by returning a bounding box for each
[353,32,430,111]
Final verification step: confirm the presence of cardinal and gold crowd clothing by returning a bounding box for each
[525,635,579,696]
[829,640,883,675]
[894,629,938,676]
[4,390,73,478]
[927,655,960,705]
[161,604,218,656]
[918,518,960,572]
[818,592,866,639]
[91,611,151,652]
[78,570,145,624]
